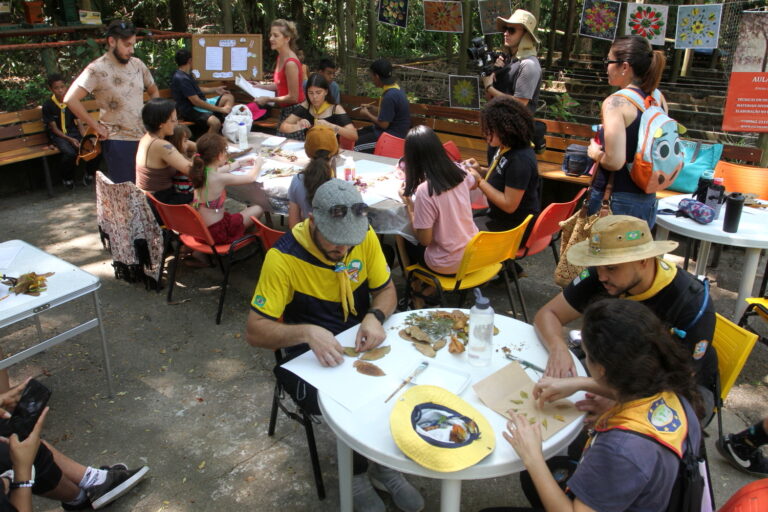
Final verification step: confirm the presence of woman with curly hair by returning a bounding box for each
[487,299,704,511]
[467,97,540,239]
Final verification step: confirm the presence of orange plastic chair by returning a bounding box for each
[373,132,406,159]
[517,188,587,263]
[249,215,284,251]
[442,141,462,162]
[717,478,768,511]
[146,194,259,324]
[714,161,768,201]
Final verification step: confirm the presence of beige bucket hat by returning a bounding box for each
[567,215,679,267]
[496,9,540,44]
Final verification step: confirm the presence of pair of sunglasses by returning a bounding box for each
[603,59,624,67]
[503,26,518,34]
[328,203,368,218]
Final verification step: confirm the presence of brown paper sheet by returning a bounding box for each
[472,362,582,441]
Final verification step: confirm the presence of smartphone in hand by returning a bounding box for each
[0,379,51,441]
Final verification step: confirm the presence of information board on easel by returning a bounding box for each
[191,34,262,82]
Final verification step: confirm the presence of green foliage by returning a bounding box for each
[134,38,188,89]
[548,92,580,122]
[0,75,48,112]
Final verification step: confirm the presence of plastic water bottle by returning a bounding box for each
[238,122,248,151]
[468,288,494,367]
[343,155,356,181]
[705,177,726,219]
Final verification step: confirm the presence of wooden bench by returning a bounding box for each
[0,99,99,197]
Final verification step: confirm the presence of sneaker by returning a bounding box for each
[87,465,149,510]
[83,174,94,186]
[63,179,75,190]
[716,435,768,477]
[369,462,424,512]
[352,473,385,512]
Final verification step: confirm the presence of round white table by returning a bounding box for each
[316,310,586,512]
[655,196,768,320]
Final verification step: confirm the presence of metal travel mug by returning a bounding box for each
[723,193,745,233]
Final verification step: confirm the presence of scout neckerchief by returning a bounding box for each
[624,258,677,302]
[591,391,688,458]
[379,83,400,109]
[310,101,332,118]
[293,220,357,321]
[50,94,68,133]
[484,145,511,181]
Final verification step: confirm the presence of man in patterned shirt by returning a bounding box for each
[65,20,159,183]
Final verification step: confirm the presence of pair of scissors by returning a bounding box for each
[505,353,545,374]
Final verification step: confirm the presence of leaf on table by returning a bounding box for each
[359,345,391,361]
[343,347,359,357]
[412,342,436,358]
[353,360,386,376]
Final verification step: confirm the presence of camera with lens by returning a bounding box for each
[466,37,504,77]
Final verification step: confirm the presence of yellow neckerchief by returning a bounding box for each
[292,220,357,321]
[624,258,677,302]
[379,83,400,108]
[591,391,688,458]
[484,145,511,180]
[310,101,332,118]
[50,94,68,133]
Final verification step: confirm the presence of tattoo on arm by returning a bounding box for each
[606,95,628,110]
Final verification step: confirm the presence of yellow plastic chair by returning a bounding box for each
[713,313,759,443]
[405,215,533,321]
[739,297,768,346]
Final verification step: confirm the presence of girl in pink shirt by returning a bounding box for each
[400,126,478,304]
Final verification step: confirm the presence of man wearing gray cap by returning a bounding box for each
[246,179,423,512]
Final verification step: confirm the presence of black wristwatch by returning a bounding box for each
[366,308,386,325]
[10,480,33,489]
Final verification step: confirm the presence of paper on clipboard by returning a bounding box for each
[236,75,275,99]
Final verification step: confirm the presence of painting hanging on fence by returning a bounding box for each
[625,3,668,46]
[579,0,621,41]
[449,75,480,109]
[675,4,722,49]
[478,0,511,34]
[424,0,464,33]
[731,11,768,73]
[379,0,408,28]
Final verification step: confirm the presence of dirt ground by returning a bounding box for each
[1,184,767,511]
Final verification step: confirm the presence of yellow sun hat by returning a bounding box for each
[390,385,495,472]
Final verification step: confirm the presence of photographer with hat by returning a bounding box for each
[534,215,717,419]
[483,9,542,117]
[354,58,411,153]
[245,179,424,512]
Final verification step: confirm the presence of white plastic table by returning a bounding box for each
[655,196,768,320]
[308,310,586,512]
[0,240,114,396]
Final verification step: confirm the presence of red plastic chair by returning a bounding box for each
[718,478,768,511]
[373,132,406,159]
[249,215,284,251]
[516,188,587,263]
[339,136,355,151]
[443,141,462,162]
[146,194,259,324]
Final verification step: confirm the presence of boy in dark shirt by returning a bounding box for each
[42,74,97,188]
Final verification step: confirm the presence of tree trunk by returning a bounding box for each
[221,0,233,33]
[546,0,560,68]
[458,0,471,74]
[168,0,187,33]
[368,0,377,60]
[561,0,577,66]
[336,0,348,89]
[345,0,358,95]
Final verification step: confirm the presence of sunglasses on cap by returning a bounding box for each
[328,202,369,218]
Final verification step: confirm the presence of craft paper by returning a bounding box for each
[675,4,722,50]
[379,0,408,28]
[731,12,768,73]
[625,3,668,46]
[449,75,480,109]
[473,362,581,441]
[424,0,464,33]
[579,0,621,41]
[478,0,511,35]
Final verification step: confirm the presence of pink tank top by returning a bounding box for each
[274,57,304,106]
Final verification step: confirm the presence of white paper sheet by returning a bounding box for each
[0,243,22,269]
[230,47,248,71]
[355,159,397,177]
[259,136,286,148]
[235,75,276,99]
[205,46,223,71]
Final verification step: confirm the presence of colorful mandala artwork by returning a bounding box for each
[378,0,408,28]
[424,0,464,33]
[449,75,480,109]
[675,4,722,49]
[579,0,621,41]
[625,3,668,46]
[478,0,511,35]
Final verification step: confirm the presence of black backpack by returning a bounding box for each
[664,434,706,512]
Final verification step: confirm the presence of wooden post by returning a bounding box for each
[670,49,682,83]
[760,133,768,168]
[546,0,560,68]
[458,0,471,74]
[681,49,693,77]
[368,0,377,59]
[345,0,358,95]
[561,0,577,66]
[221,0,233,34]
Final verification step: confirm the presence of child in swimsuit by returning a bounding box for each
[168,124,195,196]
[190,133,265,244]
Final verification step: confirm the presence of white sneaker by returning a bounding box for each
[352,473,385,512]
[369,462,424,512]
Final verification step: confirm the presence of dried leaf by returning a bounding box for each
[510,399,524,405]
[399,326,431,343]
[448,336,465,354]
[556,404,571,410]
[493,326,500,336]
[412,342,436,358]
[542,419,548,429]
[353,360,385,376]
[452,317,467,330]
[520,390,529,399]
[360,346,391,361]
[432,339,447,352]
[554,415,565,422]
[528,417,536,425]
[343,347,360,357]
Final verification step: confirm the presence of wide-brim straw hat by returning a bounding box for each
[496,9,540,44]
[390,385,495,472]
[567,215,678,267]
